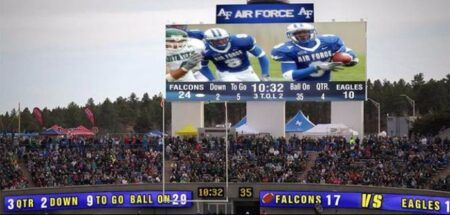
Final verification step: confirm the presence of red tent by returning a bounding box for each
[50,124,66,133]
[67,126,94,136]
[41,124,67,135]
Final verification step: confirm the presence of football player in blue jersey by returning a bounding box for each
[200,28,270,82]
[271,23,359,81]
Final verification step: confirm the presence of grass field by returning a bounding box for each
[208,54,366,82]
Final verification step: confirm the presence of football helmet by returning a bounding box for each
[166,28,188,51]
[286,23,317,45]
[166,24,188,31]
[204,28,230,51]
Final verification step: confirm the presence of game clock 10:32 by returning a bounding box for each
[197,187,225,199]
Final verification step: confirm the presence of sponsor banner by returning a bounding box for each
[32,107,44,126]
[84,107,95,126]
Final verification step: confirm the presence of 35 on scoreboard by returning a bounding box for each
[165,22,366,101]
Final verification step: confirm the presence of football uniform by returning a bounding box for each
[202,34,269,82]
[186,29,211,82]
[166,38,205,82]
[271,34,355,81]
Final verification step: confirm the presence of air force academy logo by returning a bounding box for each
[216,4,314,23]
[298,7,313,19]
[217,8,233,20]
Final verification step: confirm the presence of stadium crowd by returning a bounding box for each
[1,134,449,192]
[306,136,450,189]
[430,175,450,191]
[167,137,226,183]
[0,137,28,190]
[8,135,162,187]
[168,135,450,190]
[230,136,310,183]
[167,136,311,183]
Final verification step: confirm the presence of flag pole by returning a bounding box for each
[225,101,229,198]
[161,93,165,195]
[18,102,21,134]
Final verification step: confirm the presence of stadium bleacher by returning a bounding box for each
[1,135,449,191]
[0,137,28,190]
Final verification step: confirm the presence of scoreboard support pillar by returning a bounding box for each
[246,101,285,137]
[171,101,204,136]
[331,101,364,138]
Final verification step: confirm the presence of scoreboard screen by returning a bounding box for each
[3,190,192,212]
[165,22,367,102]
[260,190,450,214]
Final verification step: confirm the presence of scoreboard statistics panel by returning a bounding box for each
[260,190,450,214]
[167,81,365,101]
[165,22,367,102]
[4,189,450,213]
[3,191,192,212]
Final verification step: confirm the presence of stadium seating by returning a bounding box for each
[1,135,449,191]
[0,137,28,190]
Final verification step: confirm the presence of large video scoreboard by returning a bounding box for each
[165,21,367,102]
[165,3,366,103]
[165,3,368,102]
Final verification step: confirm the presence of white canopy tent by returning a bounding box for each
[235,124,259,134]
[302,123,358,137]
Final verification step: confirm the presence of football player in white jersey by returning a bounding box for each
[166,28,205,82]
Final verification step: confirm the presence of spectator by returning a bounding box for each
[23,136,162,187]
[1,133,449,192]
[0,137,28,190]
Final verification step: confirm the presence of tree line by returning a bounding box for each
[1,73,449,135]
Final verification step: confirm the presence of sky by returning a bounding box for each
[0,0,449,113]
